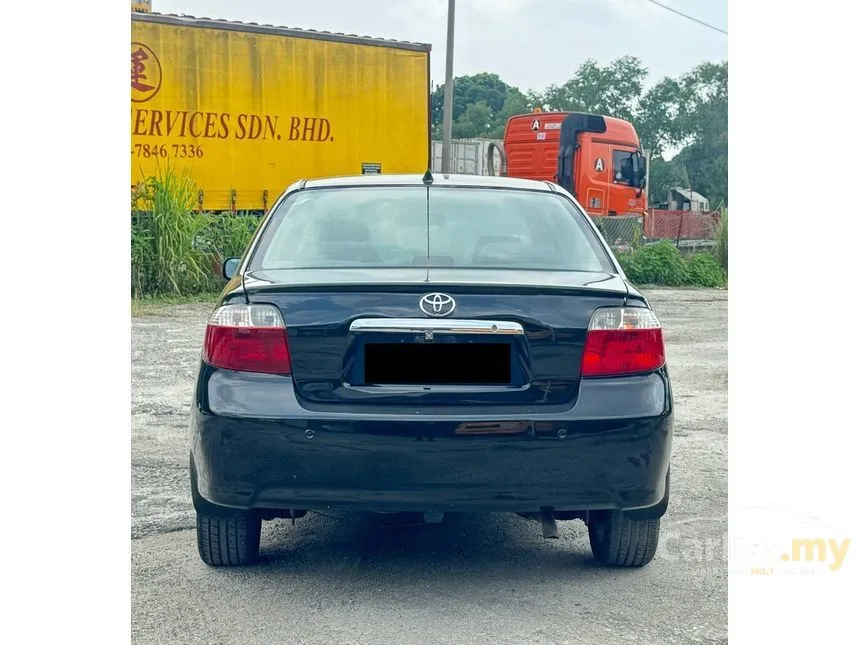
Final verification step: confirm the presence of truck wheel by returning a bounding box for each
[196,508,262,566]
[587,510,660,567]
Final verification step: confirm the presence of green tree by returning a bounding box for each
[664,62,728,206]
[487,88,530,138]
[538,56,649,122]
[635,61,727,153]
[647,156,684,206]
[670,117,728,208]
[638,61,728,206]
[431,73,511,135]
[675,61,728,144]
[635,77,685,156]
[451,101,494,138]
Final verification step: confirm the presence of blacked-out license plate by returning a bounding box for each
[364,343,512,385]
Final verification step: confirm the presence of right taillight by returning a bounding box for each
[581,307,665,377]
[203,303,291,375]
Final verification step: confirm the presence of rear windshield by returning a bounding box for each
[249,186,614,272]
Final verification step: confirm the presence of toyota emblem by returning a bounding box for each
[419,293,456,317]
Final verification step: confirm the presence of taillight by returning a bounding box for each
[581,307,665,377]
[203,304,291,375]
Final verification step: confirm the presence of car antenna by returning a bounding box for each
[422,169,434,185]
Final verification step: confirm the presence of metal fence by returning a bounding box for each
[592,210,721,251]
[591,215,643,252]
[646,210,720,245]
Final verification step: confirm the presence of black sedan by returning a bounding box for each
[191,173,673,568]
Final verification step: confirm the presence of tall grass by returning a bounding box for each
[195,210,260,266]
[132,166,213,296]
[714,207,728,277]
[131,166,259,297]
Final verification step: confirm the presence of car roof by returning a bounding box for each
[301,173,557,192]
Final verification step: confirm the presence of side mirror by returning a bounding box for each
[222,257,240,280]
[630,153,646,188]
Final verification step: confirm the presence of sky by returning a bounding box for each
[152,0,728,92]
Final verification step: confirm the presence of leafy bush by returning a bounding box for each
[617,240,727,287]
[618,240,691,286]
[686,252,726,287]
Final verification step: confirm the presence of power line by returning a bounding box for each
[643,0,728,35]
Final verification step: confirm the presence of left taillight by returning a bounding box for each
[202,303,291,375]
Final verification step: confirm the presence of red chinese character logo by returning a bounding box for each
[131,42,162,102]
[131,47,154,92]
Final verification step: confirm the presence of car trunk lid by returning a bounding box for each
[244,268,630,408]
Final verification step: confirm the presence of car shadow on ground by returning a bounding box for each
[235,510,649,584]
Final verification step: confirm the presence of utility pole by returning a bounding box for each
[644,148,652,208]
[440,0,456,174]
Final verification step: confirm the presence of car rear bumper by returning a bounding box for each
[191,368,673,514]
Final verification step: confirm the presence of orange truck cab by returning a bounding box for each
[501,111,647,217]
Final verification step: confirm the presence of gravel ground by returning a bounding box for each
[131,288,728,645]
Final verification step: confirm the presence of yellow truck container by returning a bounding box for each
[131,12,431,211]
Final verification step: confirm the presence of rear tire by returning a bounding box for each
[587,510,660,567]
[196,508,262,566]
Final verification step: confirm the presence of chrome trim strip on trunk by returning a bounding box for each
[349,318,524,335]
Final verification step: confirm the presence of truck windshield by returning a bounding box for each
[250,186,614,272]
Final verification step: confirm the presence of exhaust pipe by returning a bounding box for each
[516,510,560,538]
[540,510,559,539]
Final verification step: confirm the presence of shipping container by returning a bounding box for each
[131,12,431,211]
[430,139,502,176]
